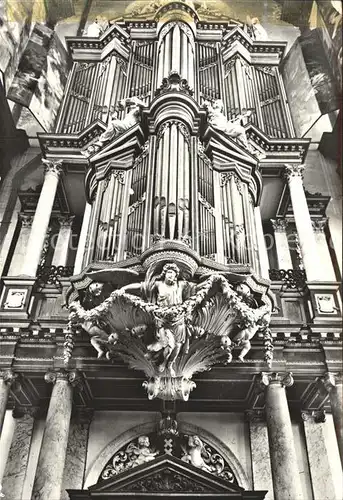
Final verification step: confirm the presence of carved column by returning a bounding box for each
[22,160,63,277]
[246,410,274,500]
[74,202,92,274]
[31,370,83,500]
[311,218,336,281]
[270,218,293,270]
[259,372,303,500]
[318,372,343,465]
[284,165,320,281]
[51,215,75,267]
[301,410,340,500]
[254,206,269,278]
[0,371,18,436]
[2,408,37,500]
[8,214,34,276]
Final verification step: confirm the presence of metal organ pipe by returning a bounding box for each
[153,121,191,241]
[157,23,195,88]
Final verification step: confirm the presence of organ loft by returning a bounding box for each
[0,1,341,499]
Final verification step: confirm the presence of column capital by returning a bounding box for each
[0,370,19,387]
[271,218,288,232]
[283,163,304,182]
[245,409,266,423]
[317,372,343,393]
[42,159,64,178]
[301,409,326,423]
[57,214,75,228]
[311,217,328,233]
[18,213,34,228]
[259,372,294,389]
[44,369,84,391]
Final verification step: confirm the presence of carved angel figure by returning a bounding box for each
[203,100,254,152]
[245,16,269,41]
[81,97,145,157]
[181,435,212,473]
[122,263,196,377]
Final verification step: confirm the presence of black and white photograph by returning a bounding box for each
[0,1,341,499]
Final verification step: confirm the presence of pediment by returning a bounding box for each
[68,455,268,499]
[203,126,259,168]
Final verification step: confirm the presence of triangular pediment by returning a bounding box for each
[68,455,267,499]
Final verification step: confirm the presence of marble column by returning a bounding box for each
[73,203,92,275]
[318,372,343,466]
[8,214,34,276]
[61,409,93,500]
[22,160,63,277]
[254,206,269,279]
[31,370,83,500]
[2,408,36,500]
[246,409,274,500]
[311,218,336,281]
[301,410,340,500]
[284,164,320,281]
[270,218,293,270]
[0,371,18,437]
[51,215,75,267]
[259,372,303,500]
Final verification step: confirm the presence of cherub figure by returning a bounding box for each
[203,100,254,153]
[182,435,212,473]
[81,97,145,157]
[232,283,271,361]
[69,301,118,359]
[126,436,159,466]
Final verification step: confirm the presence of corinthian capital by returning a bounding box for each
[271,218,288,232]
[283,164,304,182]
[318,372,342,393]
[18,213,34,228]
[259,372,294,389]
[44,369,84,391]
[0,370,19,386]
[57,215,75,228]
[42,159,63,178]
[311,217,328,233]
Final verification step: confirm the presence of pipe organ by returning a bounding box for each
[53,9,296,273]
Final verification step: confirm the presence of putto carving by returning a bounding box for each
[101,435,159,479]
[66,259,272,401]
[155,71,194,96]
[81,98,145,157]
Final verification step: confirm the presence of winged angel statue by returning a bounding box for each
[67,263,271,400]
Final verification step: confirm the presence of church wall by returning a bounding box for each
[303,149,342,277]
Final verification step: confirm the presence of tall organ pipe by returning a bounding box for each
[153,121,191,241]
